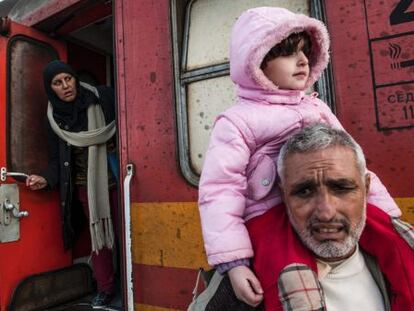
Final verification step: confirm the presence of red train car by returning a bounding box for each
[0,0,412,310]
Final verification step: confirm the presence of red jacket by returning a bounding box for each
[246,203,414,310]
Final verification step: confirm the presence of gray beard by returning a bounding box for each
[288,208,366,260]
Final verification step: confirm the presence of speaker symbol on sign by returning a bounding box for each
[389,42,414,70]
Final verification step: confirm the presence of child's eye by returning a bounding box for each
[303,47,311,58]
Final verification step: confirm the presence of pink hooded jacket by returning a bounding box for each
[198,7,400,266]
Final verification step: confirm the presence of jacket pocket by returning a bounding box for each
[247,154,276,201]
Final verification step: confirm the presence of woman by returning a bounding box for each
[27,60,118,307]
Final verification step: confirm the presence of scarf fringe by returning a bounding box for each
[91,218,115,254]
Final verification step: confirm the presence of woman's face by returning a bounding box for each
[51,73,77,102]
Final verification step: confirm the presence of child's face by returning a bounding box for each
[262,43,309,90]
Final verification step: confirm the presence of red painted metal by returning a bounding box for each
[0,21,69,310]
[114,0,197,204]
[133,264,199,309]
[56,1,112,35]
[16,0,86,27]
[114,1,198,308]
[326,0,414,197]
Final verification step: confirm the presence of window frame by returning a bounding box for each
[171,0,335,186]
[6,35,59,174]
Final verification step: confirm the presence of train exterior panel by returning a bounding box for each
[114,1,202,309]
[326,0,414,214]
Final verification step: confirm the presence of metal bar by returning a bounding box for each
[0,167,29,182]
[182,70,229,84]
[311,0,336,113]
[172,0,198,187]
[6,172,28,179]
[123,163,134,310]
[180,0,196,71]
[181,63,229,80]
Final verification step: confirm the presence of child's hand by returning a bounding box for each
[228,265,264,306]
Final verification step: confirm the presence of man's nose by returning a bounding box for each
[62,81,69,88]
[314,191,336,221]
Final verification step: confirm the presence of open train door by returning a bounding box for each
[0,19,77,310]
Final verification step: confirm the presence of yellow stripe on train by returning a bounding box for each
[130,199,414,268]
[131,202,209,269]
[395,197,414,224]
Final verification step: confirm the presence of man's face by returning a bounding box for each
[280,146,370,261]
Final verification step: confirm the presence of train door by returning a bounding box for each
[0,20,72,310]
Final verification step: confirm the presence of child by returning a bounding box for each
[198,7,401,306]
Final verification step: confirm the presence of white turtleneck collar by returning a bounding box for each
[315,246,385,311]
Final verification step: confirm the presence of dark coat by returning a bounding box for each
[41,86,116,249]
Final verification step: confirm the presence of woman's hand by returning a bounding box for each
[228,265,264,306]
[26,175,48,190]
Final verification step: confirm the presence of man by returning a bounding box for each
[247,124,414,310]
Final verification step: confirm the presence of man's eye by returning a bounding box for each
[331,184,356,193]
[293,187,313,198]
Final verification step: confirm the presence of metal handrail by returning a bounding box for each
[1,167,29,182]
[123,164,134,310]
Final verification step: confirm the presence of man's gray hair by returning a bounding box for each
[277,124,366,182]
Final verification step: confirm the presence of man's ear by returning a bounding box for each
[364,173,371,195]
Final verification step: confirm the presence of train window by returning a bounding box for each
[172,0,333,186]
[187,76,235,173]
[186,0,309,70]
[7,36,58,174]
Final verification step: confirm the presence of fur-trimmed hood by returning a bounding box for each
[230,7,330,99]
